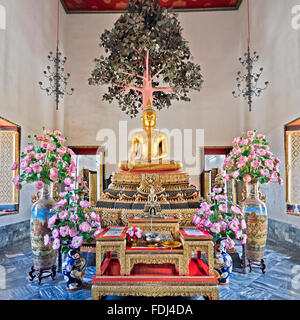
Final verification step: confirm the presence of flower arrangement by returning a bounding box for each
[44,176,102,253]
[193,188,247,249]
[12,128,75,191]
[126,227,143,242]
[211,173,226,195]
[223,130,282,185]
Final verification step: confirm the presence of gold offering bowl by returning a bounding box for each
[161,241,182,249]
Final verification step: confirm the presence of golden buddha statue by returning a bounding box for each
[119,100,182,172]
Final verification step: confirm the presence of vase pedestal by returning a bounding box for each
[248,259,266,274]
[29,265,56,285]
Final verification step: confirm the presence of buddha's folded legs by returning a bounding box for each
[119,160,182,171]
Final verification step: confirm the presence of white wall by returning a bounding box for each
[243,0,300,227]
[0,0,66,227]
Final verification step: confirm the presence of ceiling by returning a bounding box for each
[61,0,242,13]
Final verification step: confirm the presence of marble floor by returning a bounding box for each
[0,239,299,300]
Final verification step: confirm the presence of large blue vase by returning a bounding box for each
[214,239,233,285]
[30,184,57,270]
[62,248,87,291]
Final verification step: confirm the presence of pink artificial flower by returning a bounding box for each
[213,187,222,194]
[240,139,248,145]
[58,210,68,220]
[215,194,227,201]
[80,200,91,208]
[59,225,69,237]
[232,137,240,145]
[36,135,45,141]
[34,180,44,191]
[79,222,92,233]
[274,157,281,164]
[210,223,221,234]
[71,236,83,249]
[44,234,51,246]
[270,171,278,181]
[237,161,246,169]
[136,232,143,239]
[220,221,227,231]
[200,202,211,211]
[279,177,283,186]
[54,130,62,136]
[128,230,134,237]
[260,168,269,176]
[56,148,65,155]
[59,191,67,197]
[12,175,21,186]
[219,204,228,213]
[50,168,58,175]
[52,238,60,250]
[64,177,73,186]
[225,238,235,249]
[44,130,53,135]
[257,134,266,139]
[20,160,29,170]
[35,153,45,160]
[241,234,247,244]
[225,174,231,182]
[194,215,201,225]
[247,130,255,138]
[264,159,274,170]
[203,219,212,228]
[47,143,56,151]
[52,228,59,239]
[256,148,267,156]
[41,142,48,149]
[32,164,42,173]
[232,147,242,155]
[243,174,252,183]
[25,145,34,153]
[67,148,75,156]
[11,162,18,171]
[69,227,79,238]
[90,211,97,221]
[231,205,241,215]
[229,219,239,232]
[250,160,261,169]
[232,170,240,179]
[48,214,57,228]
[50,173,58,182]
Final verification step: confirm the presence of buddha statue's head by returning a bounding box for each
[142,99,156,129]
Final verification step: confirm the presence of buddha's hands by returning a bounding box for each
[128,158,135,170]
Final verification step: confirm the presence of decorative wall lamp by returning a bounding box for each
[232,0,269,112]
[39,0,74,110]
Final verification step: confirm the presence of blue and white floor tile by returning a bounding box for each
[0,239,299,300]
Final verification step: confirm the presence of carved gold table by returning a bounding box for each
[92,224,219,299]
[180,227,214,276]
[96,226,128,276]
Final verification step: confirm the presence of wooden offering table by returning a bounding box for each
[92,223,219,300]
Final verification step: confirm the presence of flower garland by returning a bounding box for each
[44,176,101,253]
[12,128,75,191]
[223,130,282,185]
[193,188,247,250]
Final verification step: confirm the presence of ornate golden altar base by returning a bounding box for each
[92,224,219,300]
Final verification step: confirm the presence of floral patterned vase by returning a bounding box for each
[30,184,57,270]
[240,181,268,262]
[62,248,87,291]
[214,239,233,285]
